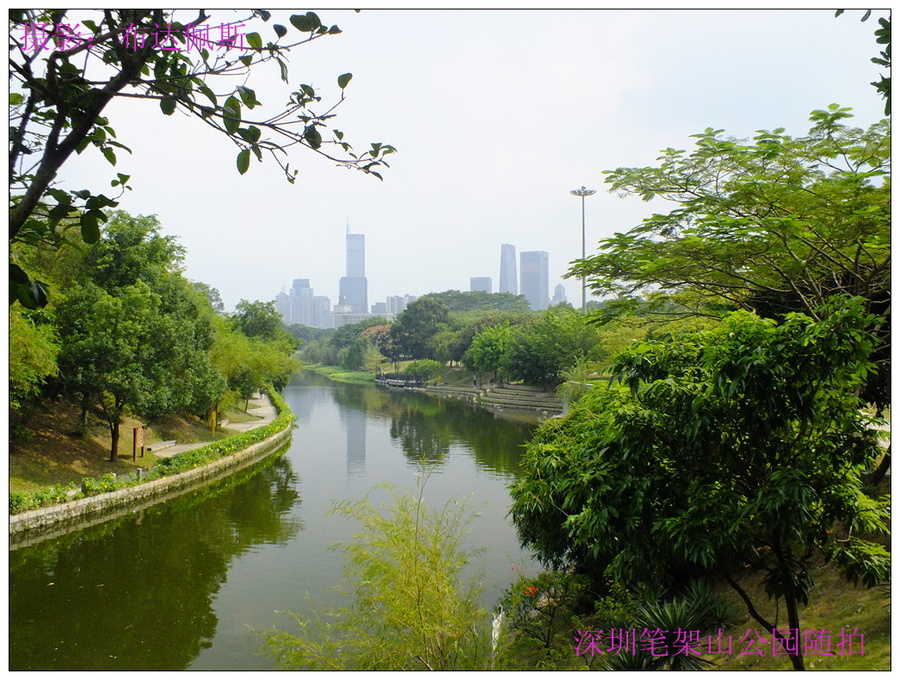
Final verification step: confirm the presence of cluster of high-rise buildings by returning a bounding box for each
[277,234,566,329]
[469,243,566,311]
[275,230,417,329]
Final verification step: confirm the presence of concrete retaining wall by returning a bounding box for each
[9,425,294,549]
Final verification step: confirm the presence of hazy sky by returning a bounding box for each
[54,5,888,311]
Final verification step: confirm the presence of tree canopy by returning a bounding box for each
[389,298,452,360]
[9,9,394,307]
[422,290,531,314]
[55,213,224,459]
[569,106,890,406]
[570,107,889,319]
[510,300,889,670]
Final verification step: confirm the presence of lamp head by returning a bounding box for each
[570,186,597,197]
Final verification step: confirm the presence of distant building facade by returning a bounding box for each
[499,243,517,295]
[470,276,492,294]
[339,232,368,313]
[276,278,332,328]
[386,294,417,314]
[520,250,549,311]
[552,283,567,306]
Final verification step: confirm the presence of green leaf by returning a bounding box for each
[10,263,30,285]
[290,14,311,31]
[304,12,321,29]
[102,147,117,165]
[10,92,23,105]
[328,25,342,35]
[236,85,258,108]
[246,32,263,50]
[11,278,48,309]
[239,55,253,67]
[337,73,353,89]
[160,97,177,115]
[277,57,289,83]
[223,96,241,134]
[304,125,322,149]
[273,24,287,38]
[197,83,216,106]
[257,9,271,21]
[236,149,250,175]
[300,84,316,98]
[80,211,102,243]
[237,126,261,144]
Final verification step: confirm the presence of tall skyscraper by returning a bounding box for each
[520,250,549,311]
[339,230,368,313]
[470,276,492,294]
[499,243,517,295]
[346,233,365,278]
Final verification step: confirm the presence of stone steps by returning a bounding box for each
[479,384,563,412]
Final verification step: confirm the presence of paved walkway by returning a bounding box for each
[151,393,278,459]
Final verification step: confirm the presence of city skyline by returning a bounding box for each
[275,234,563,327]
[56,9,887,310]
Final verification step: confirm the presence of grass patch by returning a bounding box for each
[713,561,890,670]
[10,399,165,492]
[222,404,263,424]
[10,388,295,514]
[309,365,376,384]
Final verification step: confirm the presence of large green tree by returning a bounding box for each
[57,281,165,459]
[501,306,603,388]
[56,212,225,459]
[389,297,452,361]
[210,316,299,408]
[10,9,394,307]
[462,321,513,381]
[510,300,890,671]
[569,107,890,405]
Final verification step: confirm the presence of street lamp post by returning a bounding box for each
[570,186,596,314]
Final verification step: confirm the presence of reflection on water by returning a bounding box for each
[9,452,300,670]
[9,371,536,670]
[344,407,367,477]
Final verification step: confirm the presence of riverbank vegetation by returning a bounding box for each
[279,98,890,672]
[10,387,293,515]
[262,471,889,671]
[11,210,300,470]
[507,102,888,670]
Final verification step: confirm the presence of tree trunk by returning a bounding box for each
[870,444,890,485]
[109,420,119,462]
[783,590,805,671]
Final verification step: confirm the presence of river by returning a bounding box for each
[9,371,539,670]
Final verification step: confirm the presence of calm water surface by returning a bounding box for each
[9,371,538,670]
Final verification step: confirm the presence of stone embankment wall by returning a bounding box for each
[9,425,293,549]
[415,383,564,415]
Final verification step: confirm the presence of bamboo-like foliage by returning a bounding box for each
[262,472,491,670]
